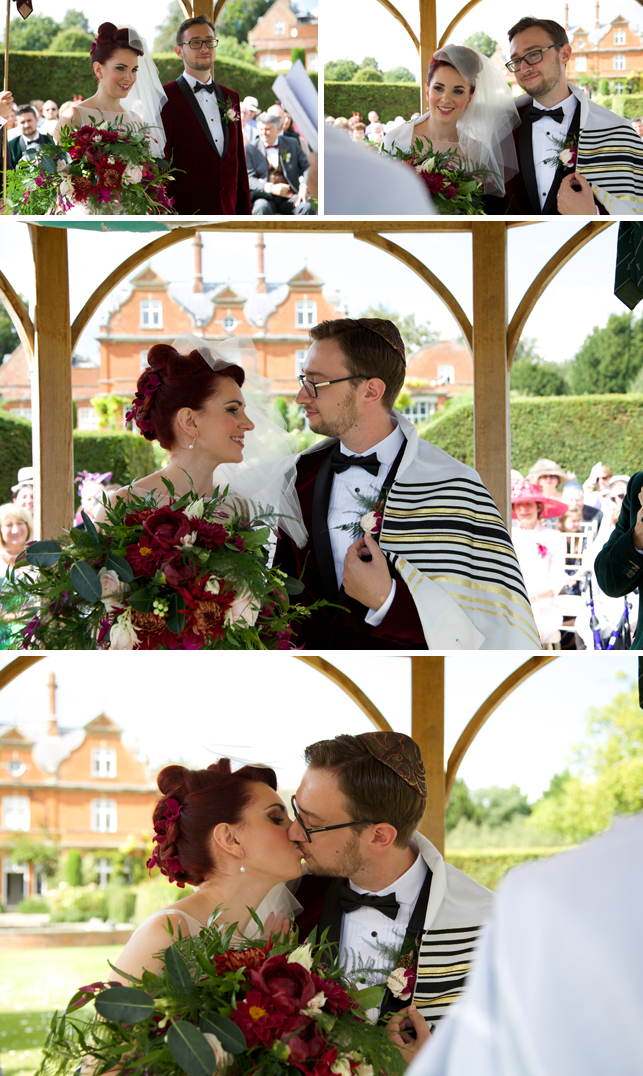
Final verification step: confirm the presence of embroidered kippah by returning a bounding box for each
[355,318,406,363]
[358,731,426,798]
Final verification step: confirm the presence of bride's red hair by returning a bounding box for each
[91,22,144,65]
[152,759,278,887]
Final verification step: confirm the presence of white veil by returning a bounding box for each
[432,45,519,195]
[123,27,167,157]
[171,333,307,549]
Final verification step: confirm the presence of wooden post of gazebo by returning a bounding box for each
[411,655,445,852]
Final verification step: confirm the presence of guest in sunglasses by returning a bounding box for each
[593,474,642,646]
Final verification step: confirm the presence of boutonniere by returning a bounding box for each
[281,149,292,164]
[335,487,388,542]
[386,937,420,1002]
[537,543,548,558]
[543,131,579,171]
[218,96,239,124]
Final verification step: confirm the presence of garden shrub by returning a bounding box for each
[134,876,194,925]
[324,80,420,122]
[105,883,137,924]
[72,431,156,509]
[65,848,82,887]
[446,848,566,890]
[603,92,643,119]
[16,896,51,913]
[0,410,31,506]
[352,68,384,82]
[48,883,107,922]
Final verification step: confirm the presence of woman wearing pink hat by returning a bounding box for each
[511,479,568,648]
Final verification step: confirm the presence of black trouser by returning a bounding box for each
[251,192,315,215]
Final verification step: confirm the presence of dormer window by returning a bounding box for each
[614,29,626,45]
[92,747,117,778]
[295,300,316,328]
[223,315,237,332]
[274,20,285,34]
[140,300,162,328]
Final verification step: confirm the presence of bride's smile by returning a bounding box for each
[93,49,140,108]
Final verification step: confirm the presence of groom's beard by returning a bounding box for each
[308,389,359,442]
[516,60,565,102]
[302,830,367,879]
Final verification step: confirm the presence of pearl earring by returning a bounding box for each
[240,853,245,873]
[189,434,197,450]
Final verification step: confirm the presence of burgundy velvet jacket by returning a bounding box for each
[273,443,428,650]
[161,76,251,216]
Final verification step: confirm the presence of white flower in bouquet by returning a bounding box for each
[110,610,139,650]
[98,567,123,598]
[204,576,220,596]
[356,1064,374,1076]
[59,179,74,198]
[56,160,69,174]
[360,511,380,535]
[91,134,102,143]
[179,531,198,548]
[302,990,327,1015]
[202,1032,233,1070]
[123,162,143,185]
[287,943,314,971]
[185,497,205,520]
[331,1058,352,1076]
[416,157,435,173]
[225,589,259,627]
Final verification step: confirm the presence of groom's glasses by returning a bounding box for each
[182,36,218,49]
[291,796,376,843]
[297,374,373,398]
[505,43,565,73]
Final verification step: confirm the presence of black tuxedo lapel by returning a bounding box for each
[542,98,581,215]
[213,82,230,158]
[379,864,433,1019]
[318,877,346,956]
[176,73,219,157]
[311,447,339,602]
[518,104,541,213]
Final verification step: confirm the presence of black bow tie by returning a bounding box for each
[338,882,400,920]
[194,81,215,94]
[330,446,380,476]
[526,105,565,124]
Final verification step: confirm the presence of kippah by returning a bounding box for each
[354,318,406,363]
[358,731,426,797]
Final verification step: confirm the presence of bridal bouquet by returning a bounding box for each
[38,917,405,1076]
[382,137,497,214]
[5,117,176,215]
[3,483,314,650]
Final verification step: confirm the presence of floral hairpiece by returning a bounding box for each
[146,797,186,885]
[126,372,161,435]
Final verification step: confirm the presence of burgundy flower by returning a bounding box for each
[279,1014,325,1063]
[193,519,228,549]
[230,989,286,1047]
[311,973,356,1016]
[422,172,446,195]
[163,798,181,822]
[250,954,317,1016]
[126,536,165,576]
[142,506,194,550]
[215,942,271,974]
[162,554,196,587]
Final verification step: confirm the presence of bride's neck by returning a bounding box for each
[426,113,459,143]
[160,448,223,497]
[191,874,275,935]
[88,86,128,112]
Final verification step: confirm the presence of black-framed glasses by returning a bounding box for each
[505,43,564,73]
[182,36,218,49]
[297,373,373,398]
[291,796,376,844]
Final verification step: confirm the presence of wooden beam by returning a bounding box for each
[213,0,227,25]
[30,225,72,541]
[0,656,45,692]
[373,0,420,52]
[439,0,484,48]
[294,656,393,732]
[472,223,510,525]
[507,220,613,367]
[178,1,193,17]
[445,656,558,801]
[354,232,473,348]
[0,269,34,358]
[411,657,445,853]
[419,0,437,110]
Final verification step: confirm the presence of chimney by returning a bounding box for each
[256,233,266,294]
[564,3,569,29]
[193,233,203,294]
[595,1,600,28]
[48,671,59,736]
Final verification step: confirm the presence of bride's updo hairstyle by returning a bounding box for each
[148,759,278,887]
[91,22,144,65]
[427,46,482,93]
[126,344,245,449]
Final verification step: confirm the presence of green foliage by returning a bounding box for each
[424,394,643,479]
[90,394,130,432]
[471,784,531,827]
[8,834,59,875]
[446,848,565,890]
[0,295,21,358]
[463,32,498,58]
[6,13,59,51]
[324,58,359,82]
[134,876,195,925]
[72,430,156,508]
[17,895,51,913]
[600,78,610,95]
[275,396,304,432]
[153,0,183,53]
[361,56,381,71]
[217,34,255,64]
[606,92,643,118]
[65,849,83,887]
[445,777,476,832]
[571,311,643,394]
[359,302,440,353]
[216,0,272,43]
[511,359,569,396]
[0,410,31,504]
[291,46,306,66]
[47,28,94,52]
[104,883,137,923]
[60,9,92,33]
[383,66,416,83]
[353,67,385,82]
[49,883,107,922]
[325,81,419,123]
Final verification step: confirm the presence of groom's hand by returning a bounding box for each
[557,171,597,215]
[343,533,393,610]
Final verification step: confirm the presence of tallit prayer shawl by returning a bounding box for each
[369,413,540,649]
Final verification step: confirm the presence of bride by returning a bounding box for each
[109,759,302,982]
[383,44,519,200]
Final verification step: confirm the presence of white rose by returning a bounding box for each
[59,179,74,198]
[360,511,379,534]
[123,163,143,184]
[225,589,259,627]
[331,1059,352,1076]
[98,567,122,598]
[179,531,198,548]
[416,157,435,173]
[56,159,69,174]
[109,612,139,650]
[226,108,237,122]
[356,1064,374,1076]
[101,597,122,615]
[287,943,314,971]
[185,498,205,520]
[91,134,102,143]
[204,576,220,596]
[386,967,410,999]
[302,991,327,1016]
[559,148,573,166]
[202,1032,232,1070]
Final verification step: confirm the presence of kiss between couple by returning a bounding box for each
[109,319,540,651]
[384,16,643,215]
[109,732,493,1060]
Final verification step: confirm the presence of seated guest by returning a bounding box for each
[368,121,385,144]
[245,112,314,216]
[39,99,59,136]
[511,478,567,648]
[30,99,44,127]
[364,109,380,138]
[240,95,260,145]
[562,480,602,530]
[577,475,637,649]
[8,105,53,168]
[632,117,643,139]
[351,122,366,142]
[333,116,349,130]
[11,468,34,515]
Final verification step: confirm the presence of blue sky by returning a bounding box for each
[0,652,635,802]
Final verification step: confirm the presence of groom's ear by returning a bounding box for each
[174,44,184,59]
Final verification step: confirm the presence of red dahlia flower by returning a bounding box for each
[250,954,317,1016]
[311,973,357,1015]
[193,518,228,549]
[230,989,286,1047]
[215,943,271,973]
[142,506,194,550]
[279,1014,326,1063]
[126,536,165,576]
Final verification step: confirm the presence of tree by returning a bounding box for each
[324,58,359,82]
[471,785,531,827]
[8,834,59,876]
[446,778,476,832]
[463,32,498,58]
[217,34,255,63]
[353,68,384,82]
[65,848,83,886]
[6,13,59,51]
[47,28,95,52]
[600,78,610,95]
[384,66,416,83]
[360,56,380,71]
[60,9,92,33]
[217,0,272,44]
[510,339,570,396]
[570,311,643,394]
[0,297,20,359]
[359,303,440,353]
[153,0,183,52]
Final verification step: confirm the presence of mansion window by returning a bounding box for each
[259,53,278,68]
[614,55,626,71]
[295,349,308,376]
[222,315,237,332]
[575,57,587,72]
[403,400,434,425]
[140,350,149,372]
[140,299,162,328]
[295,300,316,328]
[615,81,624,93]
[96,857,113,888]
[614,30,626,45]
[437,364,455,385]
[92,747,117,778]
[6,759,26,777]
[77,407,100,432]
[274,20,285,34]
[2,795,30,831]
[91,798,117,833]
[11,407,32,420]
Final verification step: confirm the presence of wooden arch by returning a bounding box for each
[295,654,557,852]
[0,656,45,692]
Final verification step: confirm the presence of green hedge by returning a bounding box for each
[594,93,614,111]
[423,395,643,481]
[446,848,567,890]
[0,52,316,111]
[48,883,107,922]
[599,92,643,120]
[325,80,420,122]
[134,876,194,925]
[0,411,32,508]
[16,896,50,913]
[105,883,136,924]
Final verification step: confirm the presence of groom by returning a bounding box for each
[503,17,643,215]
[289,732,493,1038]
[273,317,540,650]
[161,14,251,215]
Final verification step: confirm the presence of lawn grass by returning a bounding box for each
[0,945,121,1076]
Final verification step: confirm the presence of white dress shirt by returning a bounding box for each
[530,92,578,209]
[328,422,405,624]
[183,71,224,155]
[340,842,428,999]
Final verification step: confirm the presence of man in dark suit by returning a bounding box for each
[594,472,643,648]
[8,105,53,169]
[245,112,314,215]
[161,14,251,216]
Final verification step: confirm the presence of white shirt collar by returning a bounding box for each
[183,71,214,90]
[531,92,576,116]
[349,840,427,905]
[338,419,404,466]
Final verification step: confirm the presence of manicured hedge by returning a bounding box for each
[423,395,643,480]
[446,848,567,890]
[0,411,32,507]
[0,52,316,111]
[605,92,643,120]
[134,876,195,925]
[324,80,421,122]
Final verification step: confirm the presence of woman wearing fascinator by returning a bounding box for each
[382,44,520,207]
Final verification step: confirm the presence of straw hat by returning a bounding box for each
[511,479,567,519]
[241,96,260,113]
[527,458,572,485]
[11,466,33,493]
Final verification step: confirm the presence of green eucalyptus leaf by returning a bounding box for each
[80,510,99,545]
[127,587,156,612]
[200,1012,246,1054]
[69,561,102,602]
[105,554,134,583]
[41,154,56,174]
[166,1021,216,1076]
[25,540,63,568]
[284,576,305,596]
[165,943,193,995]
[94,986,154,1024]
[354,985,385,1010]
[165,590,186,635]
